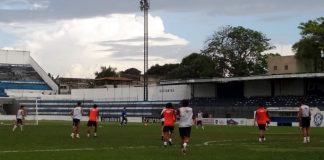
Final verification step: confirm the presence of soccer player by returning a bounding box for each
[196,110,204,130]
[177,99,193,155]
[255,104,270,142]
[161,103,176,146]
[70,102,83,138]
[298,99,311,143]
[87,104,99,138]
[120,107,128,125]
[12,105,26,132]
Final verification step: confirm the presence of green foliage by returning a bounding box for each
[94,66,117,79]
[202,26,273,77]
[166,53,219,79]
[293,17,324,72]
[147,63,180,76]
[121,68,141,75]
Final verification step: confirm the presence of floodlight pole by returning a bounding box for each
[140,0,149,101]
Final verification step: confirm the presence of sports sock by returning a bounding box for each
[303,137,307,143]
[12,125,17,132]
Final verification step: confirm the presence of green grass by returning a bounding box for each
[0,121,324,160]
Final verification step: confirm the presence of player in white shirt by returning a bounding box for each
[70,102,83,138]
[177,99,193,155]
[196,110,204,130]
[12,105,26,132]
[297,99,311,143]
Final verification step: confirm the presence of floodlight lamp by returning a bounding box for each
[140,0,150,11]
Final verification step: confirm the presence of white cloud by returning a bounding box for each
[3,14,189,78]
[265,43,295,56]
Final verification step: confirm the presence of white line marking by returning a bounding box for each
[203,140,233,145]
[1,138,278,154]
[0,148,95,153]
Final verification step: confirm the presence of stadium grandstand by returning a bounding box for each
[1,50,324,127]
[0,50,58,116]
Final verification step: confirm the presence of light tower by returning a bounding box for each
[140,0,149,101]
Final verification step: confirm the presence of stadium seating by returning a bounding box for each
[17,100,166,118]
[0,83,51,90]
[191,96,324,108]
[189,96,324,118]
[0,64,51,90]
[0,64,43,81]
[14,96,324,120]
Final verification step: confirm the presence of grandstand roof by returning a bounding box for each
[160,73,324,85]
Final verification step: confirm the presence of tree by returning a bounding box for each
[121,68,141,75]
[166,53,219,79]
[201,26,273,77]
[147,63,180,76]
[293,17,324,72]
[94,66,117,79]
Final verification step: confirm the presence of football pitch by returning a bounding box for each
[1,121,324,160]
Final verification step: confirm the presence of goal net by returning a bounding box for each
[0,97,39,126]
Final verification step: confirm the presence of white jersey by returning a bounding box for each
[178,107,193,128]
[72,106,82,120]
[197,112,203,121]
[16,109,24,119]
[300,104,310,117]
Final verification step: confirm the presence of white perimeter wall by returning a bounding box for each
[69,84,191,101]
[193,83,216,97]
[6,89,54,98]
[244,80,271,97]
[0,50,30,64]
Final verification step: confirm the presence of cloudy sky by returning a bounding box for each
[0,0,323,78]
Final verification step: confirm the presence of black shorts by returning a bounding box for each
[197,120,203,125]
[16,119,23,125]
[87,121,97,127]
[163,126,174,133]
[161,121,164,126]
[179,127,191,138]
[258,124,266,130]
[73,119,80,126]
[301,117,311,128]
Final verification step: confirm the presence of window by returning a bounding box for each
[274,66,278,70]
[60,85,68,89]
[284,65,288,70]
